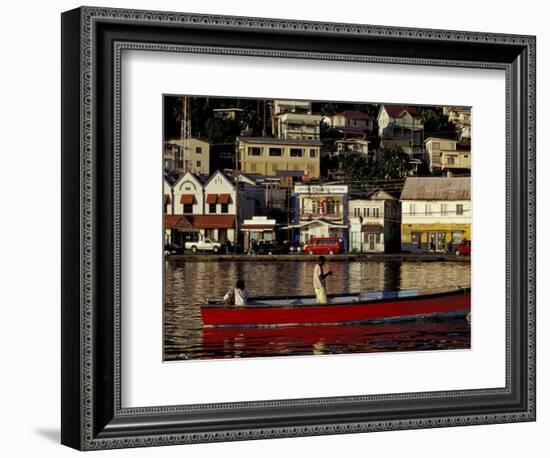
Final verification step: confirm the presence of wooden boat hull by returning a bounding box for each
[201,287,470,327]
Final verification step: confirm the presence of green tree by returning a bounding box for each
[370,147,412,180]
[419,107,454,137]
[203,117,241,144]
[338,153,370,185]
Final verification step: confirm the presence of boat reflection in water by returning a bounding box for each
[163,260,471,361]
[200,320,471,360]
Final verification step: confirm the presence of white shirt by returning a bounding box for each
[313,264,326,290]
[224,288,248,306]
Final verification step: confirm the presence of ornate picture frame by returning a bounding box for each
[61,6,536,450]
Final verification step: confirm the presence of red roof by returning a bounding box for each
[383,105,420,118]
[192,215,235,229]
[164,215,182,229]
[336,110,372,120]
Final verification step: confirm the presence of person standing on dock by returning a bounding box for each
[313,256,332,304]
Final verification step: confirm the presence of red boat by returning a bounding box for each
[201,286,470,327]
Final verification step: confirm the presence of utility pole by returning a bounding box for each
[180,96,191,175]
[234,142,240,254]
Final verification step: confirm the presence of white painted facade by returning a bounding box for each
[401,200,471,226]
[172,172,204,216]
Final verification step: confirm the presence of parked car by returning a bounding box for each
[303,237,343,255]
[185,238,222,253]
[257,241,287,255]
[455,240,471,256]
[164,243,184,256]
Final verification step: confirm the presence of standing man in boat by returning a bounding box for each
[313,256,332,304]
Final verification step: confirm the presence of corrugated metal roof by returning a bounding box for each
[400,177,470,201]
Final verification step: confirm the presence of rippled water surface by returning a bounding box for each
[164,260,471,361]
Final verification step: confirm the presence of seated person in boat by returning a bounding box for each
[223,280,248,306]
[313,256,332,304]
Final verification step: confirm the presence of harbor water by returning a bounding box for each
[164,260,471,361]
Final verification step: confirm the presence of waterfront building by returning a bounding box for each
[241,216,277,251]
[274,112,323,140]
[284,183,349,249]
[400,177,471,252]
[348,190,401,253]
[163,176,174,215]
[164,137,210,176]
[326,110,374,138]
[377,105,424,156]
[167,170,264,245]
[236,137,322,178]
[424,137,471,176]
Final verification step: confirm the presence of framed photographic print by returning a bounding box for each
[61,6,536,450]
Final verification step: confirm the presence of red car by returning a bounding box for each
[303,237,343,255]
[455,240,471,255]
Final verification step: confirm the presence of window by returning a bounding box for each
[196,160,201,167]
[312,201,318,214]
[289,148,303,157]
[365,207,370,217]
[447,156,456,165]
[441,204,448,215]
[183,203,193,214]
[248,147,262,156]
[196,147,202,154]
[309,149,316,158]
[456,204,464,215]
[221,203,229,214]
[354,208,359,217]
[433,142,440,149]
[425,204,432,215]
[373,208,380,218]
[209,203,216,213]
[269,147,282,157]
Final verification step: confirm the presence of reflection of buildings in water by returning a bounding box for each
[383,262,402,293]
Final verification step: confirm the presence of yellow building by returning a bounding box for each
[164,138,210,176]
[236,137,322,178]
[425,137,471,176]
[400,177,471,252]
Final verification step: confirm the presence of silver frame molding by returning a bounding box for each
[61,6,536,450]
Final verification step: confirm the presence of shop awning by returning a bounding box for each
[180,194,195,205]
[218,193,230,205]
[164,215,182,229]
[192,215,235,229]
[174,215,196,231]
[206,194,218,204]
[362,224,383,233]
[281,219,348,230]
[163,194,171,205]
[241,224,275,231]
[164,215,198,231]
